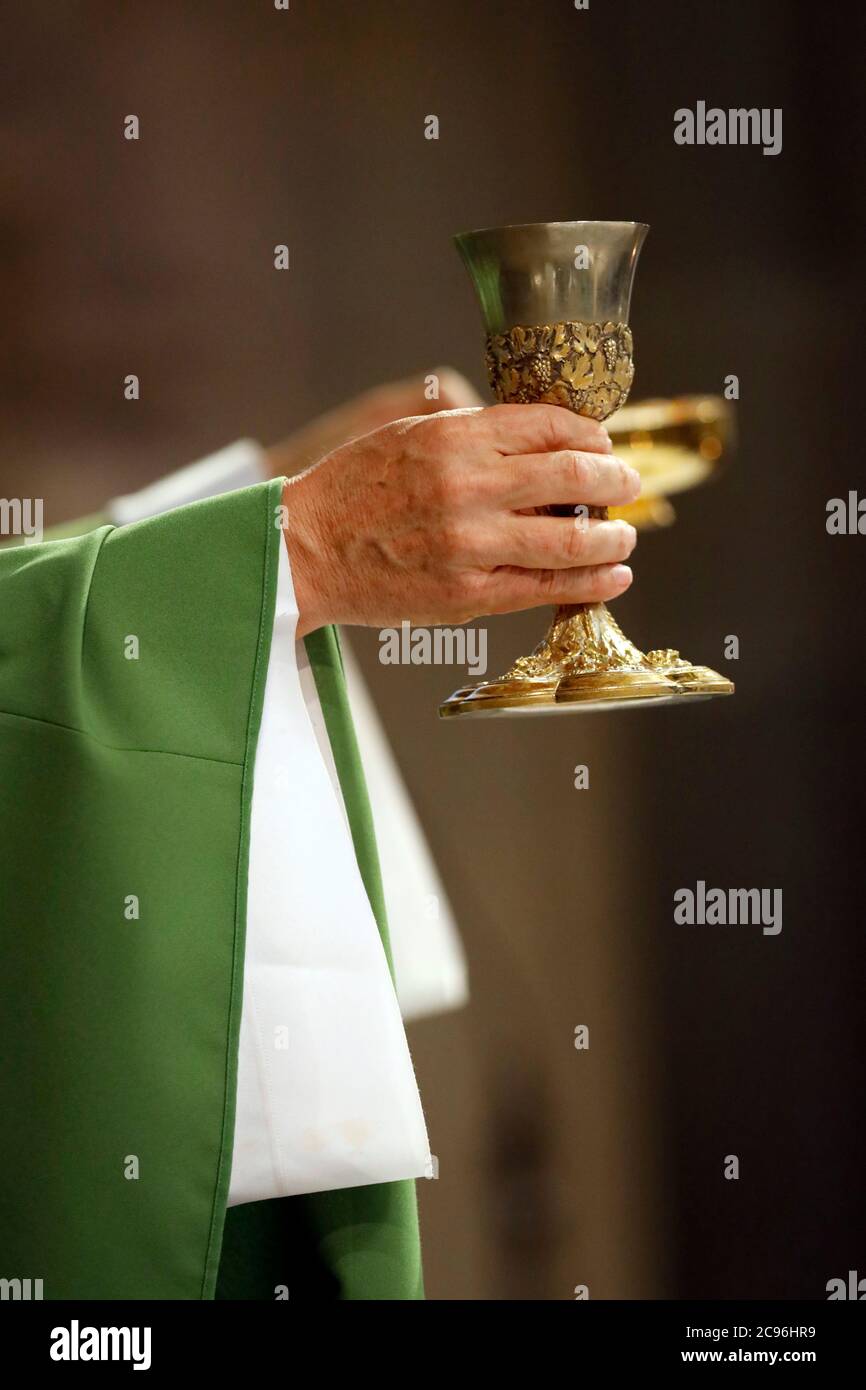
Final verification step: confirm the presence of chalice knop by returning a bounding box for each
[439,221,734,718]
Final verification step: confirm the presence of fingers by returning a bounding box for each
[488,516,637,571]
[488,449,641,509]
[481,402,613,456]
[484,561,634,614]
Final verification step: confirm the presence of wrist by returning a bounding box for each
[281,476,333,638]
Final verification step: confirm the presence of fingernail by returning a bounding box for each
[611,564,633,587]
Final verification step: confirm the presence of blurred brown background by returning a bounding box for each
[2,0,864,1298]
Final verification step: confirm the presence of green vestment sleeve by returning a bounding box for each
[0,481,422,1299]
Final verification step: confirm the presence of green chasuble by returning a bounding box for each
[0,478,423,1299]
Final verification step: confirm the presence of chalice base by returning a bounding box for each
[655,663,735,696]
[438,603,733,719]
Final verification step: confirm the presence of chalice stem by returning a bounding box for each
[514,600,649,680]
[509,498,648,679]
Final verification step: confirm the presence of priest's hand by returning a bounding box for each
[266,368,483,478]
[283,402,640,637]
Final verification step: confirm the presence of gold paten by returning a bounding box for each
[609,395,731,532]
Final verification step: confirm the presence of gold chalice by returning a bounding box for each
[439,221,734,719]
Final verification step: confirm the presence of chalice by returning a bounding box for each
[439,221,734,719]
